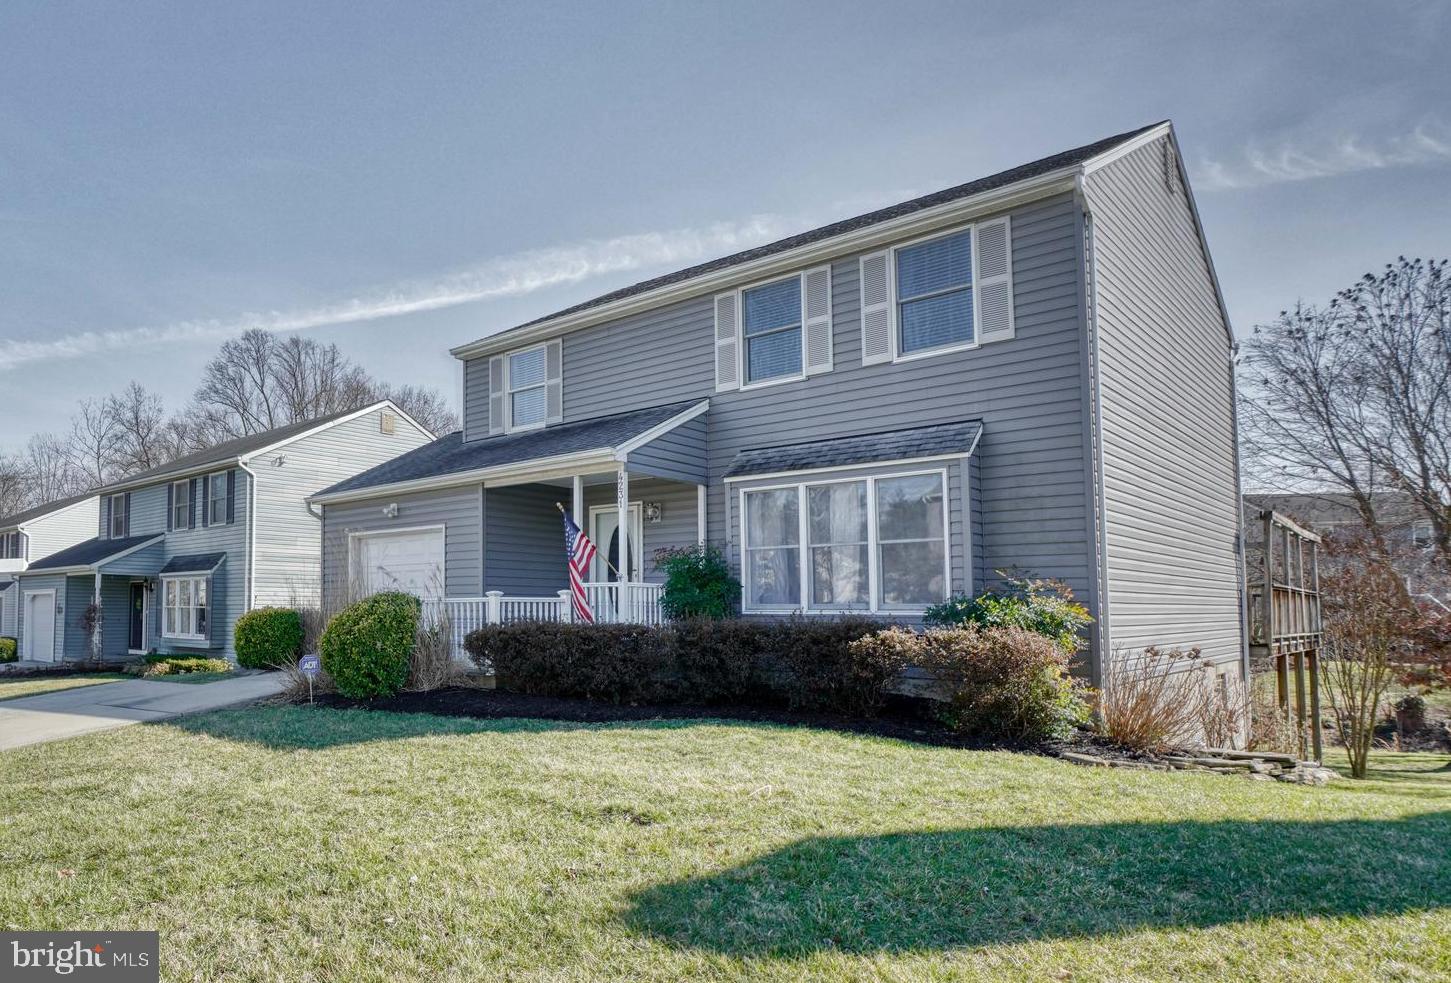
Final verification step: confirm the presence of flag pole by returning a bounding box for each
[557,502,622,580]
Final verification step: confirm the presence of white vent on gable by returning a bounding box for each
[380,412,396,435]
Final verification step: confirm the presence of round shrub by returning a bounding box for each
[0,637,16,663]
[924,574,1092,653]
[320,592,421,699]
[234,607,305,669]
[656,545,741,620]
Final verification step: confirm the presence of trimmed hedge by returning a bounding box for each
[0,637,16,663]
[234,607,305,669]
[466,617,900,715]
[851,625,1090,741]
[320,592,421,699]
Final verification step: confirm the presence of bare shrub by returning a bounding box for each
[1246,673,1298,754]
[1098,646,1211,752]
[276,659,334,701]
[408,605,464,692]
[1193,669,1247,749]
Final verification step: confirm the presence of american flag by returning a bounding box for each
[563,511,598,622]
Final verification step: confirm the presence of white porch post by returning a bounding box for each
[616,467,630,623]
[485,590,502,624]
[572,475,584,527]
[697,484,707,546]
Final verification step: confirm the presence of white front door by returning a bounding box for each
[24,590,56,662]
[352,527,446,600]
[591,505,643,582]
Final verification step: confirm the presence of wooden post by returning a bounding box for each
[1261,512,1275,649]
[1276,652,1290,716]
[1293,649,1308,760]
[1307,648,1323,764]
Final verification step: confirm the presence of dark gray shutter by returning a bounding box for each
[166,483,174,531]
[201,475,210,528]
[226,470,236,524]
[123,493,132,537]
[203,576,214,646]
[189,479,198,529]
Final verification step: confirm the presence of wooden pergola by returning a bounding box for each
[1248,510,1325,762]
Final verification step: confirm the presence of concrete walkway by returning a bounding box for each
[0,673,286,751]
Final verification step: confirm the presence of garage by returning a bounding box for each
[350,526,445,600]
[22,589,56,662]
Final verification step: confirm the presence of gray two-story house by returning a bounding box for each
[311,120,1246,691]
[12,401,432,663]
[0,492,101,640]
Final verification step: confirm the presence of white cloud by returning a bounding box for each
[1199,124,1451,190]
[0,215,793,372]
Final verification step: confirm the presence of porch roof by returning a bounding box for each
[0,581,12,592]
[160,552,227,575]
[25,534,164,573]
[724,420,984,480]
[312,399,708,502]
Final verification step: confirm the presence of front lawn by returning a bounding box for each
[1,707,1447,982]
[0,672,128,702]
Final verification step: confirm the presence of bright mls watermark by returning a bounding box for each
[3,933,158,981]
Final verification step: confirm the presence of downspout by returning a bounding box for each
[238,461,259,611]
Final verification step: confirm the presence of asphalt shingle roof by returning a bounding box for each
[0,491,97,530]
[27,534,163,572]
[463,122,1164,350]
[725,420,983,479]
[159,552,227,575]
[98,405,374,492]
[0,581,13,592]
[318,400,704,497]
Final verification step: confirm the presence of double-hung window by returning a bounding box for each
[896,229,974,356]
[742,470,948,613]
[742,277,804,384]
[208,472,228,525]
[162,576,208,641]
[108,494,127,538]
[171,480,190,530]
[507,346,548,430]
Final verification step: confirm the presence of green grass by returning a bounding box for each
[1,707,1448,982]
[0,672,128,701]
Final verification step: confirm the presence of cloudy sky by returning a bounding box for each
[2,1,1447,451]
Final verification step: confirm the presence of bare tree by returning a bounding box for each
[0,454,28,518]
[107,382,171,474]
[24,433,84,503]
[377,384,454,436]
[66,398,119,489]
[1241,257,1451,563]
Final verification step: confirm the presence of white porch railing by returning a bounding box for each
[423,582,666,659]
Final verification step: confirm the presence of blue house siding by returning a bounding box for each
[14,572,67,661]
[484,484,568,597]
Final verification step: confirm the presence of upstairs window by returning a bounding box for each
[742,277,804,384]
[208,472,229,525]
[896,229,973,356]
[507,346,548,430]
[108,494,127,538]
[171,480,190,530]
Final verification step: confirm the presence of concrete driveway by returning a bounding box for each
[0,673,286,751]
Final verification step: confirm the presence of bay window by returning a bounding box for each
[162,575,208,642]
[742,469,948,613]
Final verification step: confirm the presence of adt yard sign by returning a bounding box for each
[299,654,321,703]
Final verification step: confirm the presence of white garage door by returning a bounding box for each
[353,528,445,600]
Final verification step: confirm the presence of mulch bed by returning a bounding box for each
[306,686,1031,752]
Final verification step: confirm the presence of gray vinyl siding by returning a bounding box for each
[98,576,131,657]
[463,356,492,441]
[441,193,1095,623]
[321,485,484,605]
[251,406,434,607]
[23,498,100,562]
[484,484,568,596]
[102,540,166,577]
[63,576,94,660]
[625,415,708,485]
[582,477,700,582]
[15,572,66,661]
[1083,136,1243,670]
[0,584,15,638]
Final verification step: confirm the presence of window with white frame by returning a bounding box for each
[742,470,948,613]
[895,229,974,356]
[208,472,228,524]
[109,494,126,538]
[0,531,19,560]
[743,277,804,384]
[162,575,208,641]
[507,346,548,429]
[171,480,190,529]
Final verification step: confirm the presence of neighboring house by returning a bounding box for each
[311,120,1244,690]
[1244,491,1449,606]
[0,492,101,638]
[10,402,432,663]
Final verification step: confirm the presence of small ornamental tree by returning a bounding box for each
[320,592,421,699]
[655,545,741,620]
[234,607,305,669]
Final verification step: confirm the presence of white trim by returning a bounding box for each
[1080,121,1172,174]
[723,447,980,485]
[612,399,711,458]
[309,449,619,505]
[159,573,210,643]
[697,484,707,546]
[738,467,952,616]
[22,588,57,662]
[346,524,448,600]
[589,503,644,583]
[107,493,128,538]
[736,271,809,390]
[206,470,230,526]
[238,461,258,610]
[127,580,150,655]
[450,169,1080,361]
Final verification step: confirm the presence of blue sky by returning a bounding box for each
[2,0,1448,450]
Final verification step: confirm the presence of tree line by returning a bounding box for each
[0,329,456,517]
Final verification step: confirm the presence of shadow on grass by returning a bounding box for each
[623,815,1451,955]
